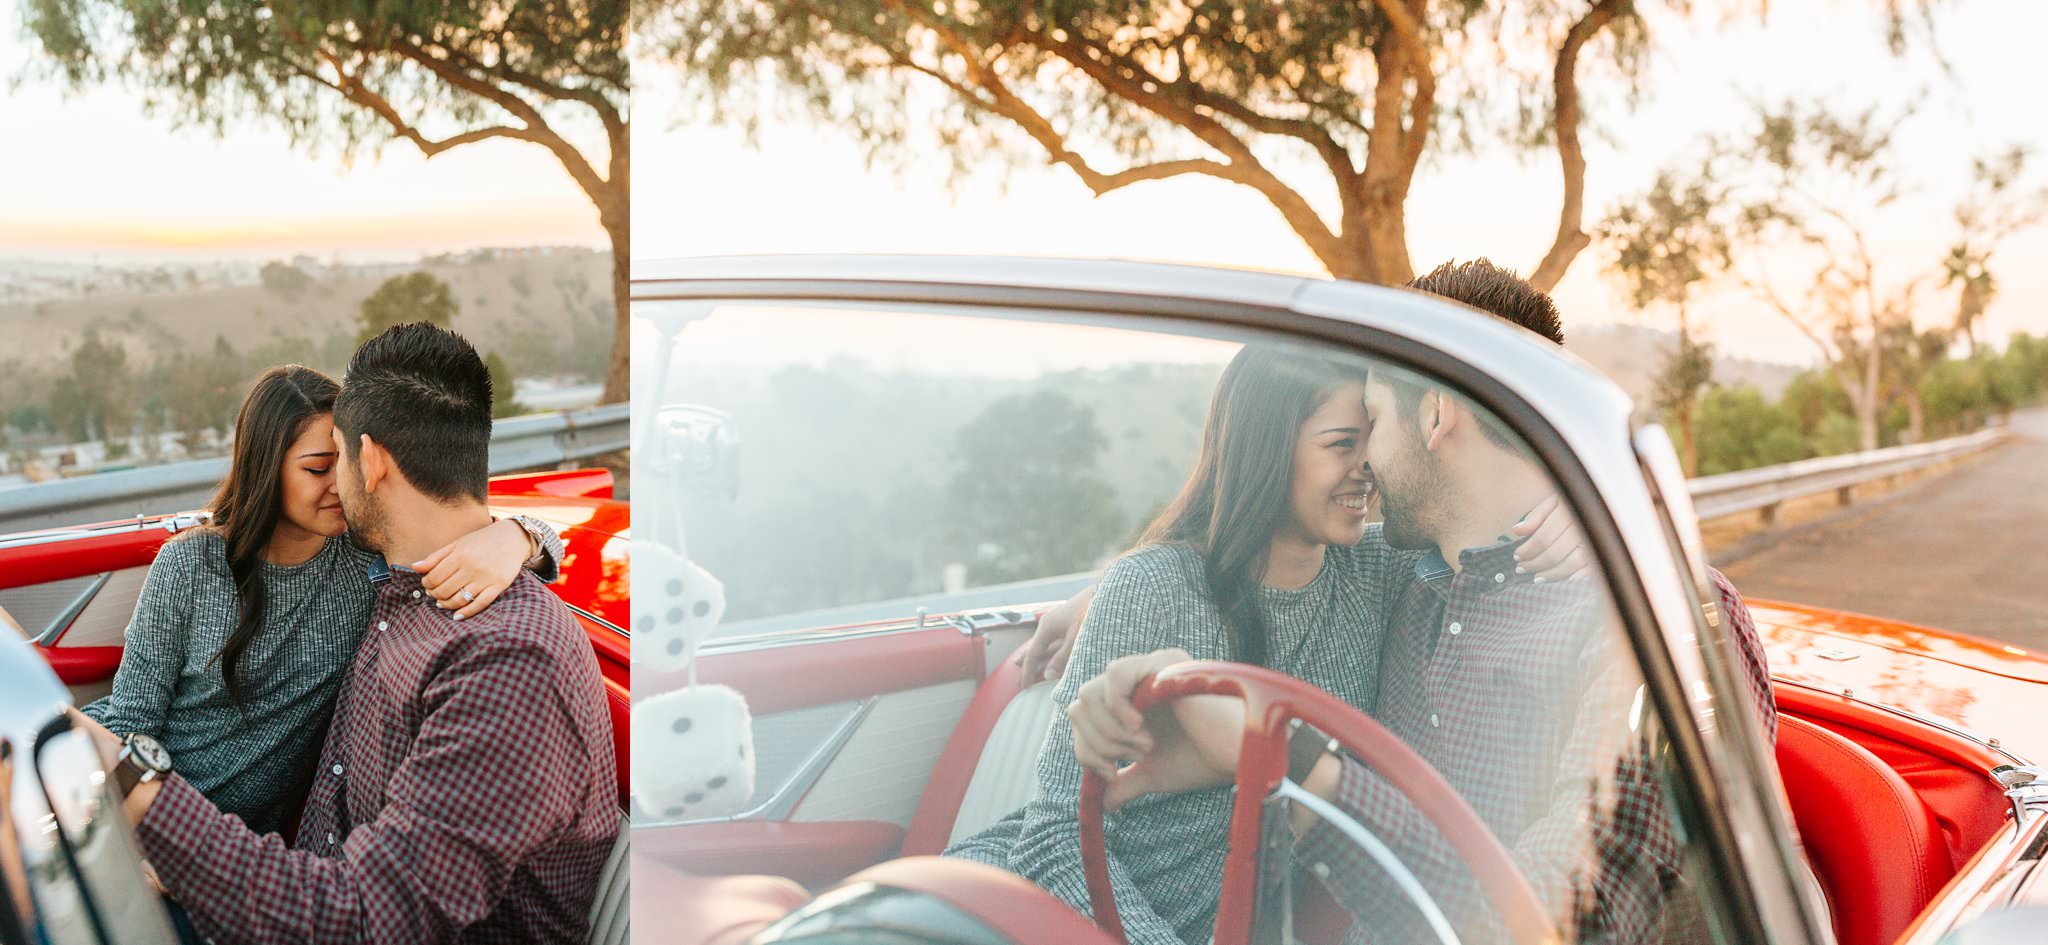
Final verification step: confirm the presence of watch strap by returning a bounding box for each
[1287,720,1334,783]
[113,735,167,799]
[112,754,143,797]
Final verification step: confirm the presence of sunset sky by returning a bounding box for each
[634,1,2048,367]
[0,0,608,263]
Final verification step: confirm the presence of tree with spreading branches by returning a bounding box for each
[1601,165,1731,475]
[1721,101,1922,454]
[652,0,1654,287]
[648,0,1940,288]
[21,0,632,401]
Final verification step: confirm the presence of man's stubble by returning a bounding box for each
[1374,421,1448,553]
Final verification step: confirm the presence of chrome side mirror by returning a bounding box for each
[650,406,740,502]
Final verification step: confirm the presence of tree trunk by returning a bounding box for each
[1854,397,1880,452]
[597,195,630,405]
[1355,189,1414,286]
[1905,391,1926,444]
[1676,400,1698,477]
[1860,332,1884,451]
[1527,0,1624,292]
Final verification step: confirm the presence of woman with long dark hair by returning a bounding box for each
[947,345,1415,945]
[80,365,563,833]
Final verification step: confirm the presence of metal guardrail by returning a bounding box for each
[1687,426,2010,522]
[0,403,627,536]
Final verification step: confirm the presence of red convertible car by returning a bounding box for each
[629,257,2048,945]
[0,468,631,945]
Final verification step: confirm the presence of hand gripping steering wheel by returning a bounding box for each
[1077,661,1558,945]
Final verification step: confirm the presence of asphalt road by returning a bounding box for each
[1717,406,2048,652]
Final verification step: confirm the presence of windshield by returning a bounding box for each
[633,292,1746,944]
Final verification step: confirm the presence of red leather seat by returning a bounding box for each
[631,857,810,945]
[834,857,1119,945]
[1775,715,1948,945]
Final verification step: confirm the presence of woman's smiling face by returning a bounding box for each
[1283,382,1374,549]
[277,413,347,539]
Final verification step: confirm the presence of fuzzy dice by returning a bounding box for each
[631,683,757,820]
[633,542,725,673]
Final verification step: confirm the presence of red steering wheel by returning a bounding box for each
[1077,661,1557,945]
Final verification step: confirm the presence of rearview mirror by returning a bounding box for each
[652,405,740,502]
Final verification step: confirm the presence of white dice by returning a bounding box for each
[632,542,725,673]
[630,684,757,820]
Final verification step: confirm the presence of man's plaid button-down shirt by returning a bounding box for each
[1297,536,1776,945]
[137,561,618,945]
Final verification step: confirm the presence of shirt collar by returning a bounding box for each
[365,557,425,591]
[1412,530,1537,594]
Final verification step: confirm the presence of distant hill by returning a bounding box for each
[0,249,612,379]
[1571,323,1808,405]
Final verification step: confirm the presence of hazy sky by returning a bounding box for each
[0,0,609,263]
[634,2,2048,366]
[2,1,2040,367]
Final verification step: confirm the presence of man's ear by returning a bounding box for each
[1423,390,1464,452]
[358,434,391,494]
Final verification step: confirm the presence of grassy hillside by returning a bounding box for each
[0,250,612,388]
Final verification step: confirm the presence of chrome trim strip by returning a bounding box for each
[703,608,1042,655]
[1276,779,1461,945]
[652,696,879,827]
[0,512,207,552]
[34,572,111,647]
[563,603,629,641]
[706,622,941,654]
[1776,680,2031,767]
[1899,811,2048,944]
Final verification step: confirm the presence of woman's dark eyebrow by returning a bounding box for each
[297,450,340,461]
[1317,426,1363,436]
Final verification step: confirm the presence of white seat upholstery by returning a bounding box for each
[0,603,27,641]
[586,813,629,945]
[943,680,1059,847]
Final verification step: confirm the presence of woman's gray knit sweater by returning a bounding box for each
[947,532,1416,945]
[81,524,561,834]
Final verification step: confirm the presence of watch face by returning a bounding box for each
[127,734,171,772]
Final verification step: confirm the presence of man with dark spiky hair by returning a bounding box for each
[76,323,618,945]
[1404,258,1566,346]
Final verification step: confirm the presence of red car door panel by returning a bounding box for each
[635,624,989,887]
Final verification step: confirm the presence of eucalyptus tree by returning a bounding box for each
[651,0,1942,287]
[650,0,1671,286]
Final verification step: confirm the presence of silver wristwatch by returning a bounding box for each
[509,514,551,570]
